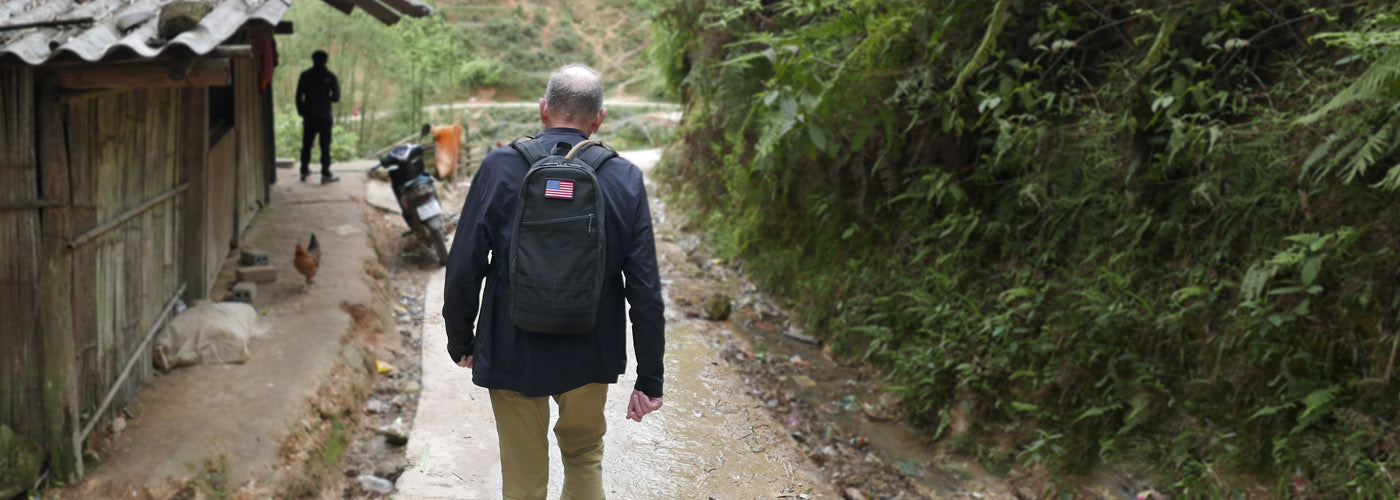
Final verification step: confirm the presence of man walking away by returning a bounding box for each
[443,63,665,500]
[295,49,341,184]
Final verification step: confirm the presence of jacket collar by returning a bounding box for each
[538,127,589,140]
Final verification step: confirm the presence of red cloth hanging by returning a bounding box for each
[255,38,278,92]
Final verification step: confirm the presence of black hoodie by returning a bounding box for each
[295,64,340,121]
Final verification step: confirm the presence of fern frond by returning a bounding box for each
[949,0,1009,99]
[1316,135,1365,182]
[1292,384,1343,434]
[1299,133,1341,181]
[1370,162,1400,190]
[1343,122,1396,183]
[1296,47,1400,125]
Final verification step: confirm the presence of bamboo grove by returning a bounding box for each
[646,0,1400,494]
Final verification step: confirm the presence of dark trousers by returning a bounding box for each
[300,118,333,176]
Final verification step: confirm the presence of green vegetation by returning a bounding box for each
[272,0,668,158]
[649,0,1400,494]
[314,418,349,466]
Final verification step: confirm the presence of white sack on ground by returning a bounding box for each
[154,302,264,369]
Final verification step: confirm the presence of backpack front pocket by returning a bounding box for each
[511,213,601,333]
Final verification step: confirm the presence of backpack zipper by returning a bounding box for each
[588,214,595,236]
[520,213,594,226]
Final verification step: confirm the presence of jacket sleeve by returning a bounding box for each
[622,169,665,398]
[294,73,306,117]
[442,156,498,362]
[328,71,341,103]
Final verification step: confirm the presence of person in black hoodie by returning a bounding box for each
[295,49,340,184]
[443,63,665,500]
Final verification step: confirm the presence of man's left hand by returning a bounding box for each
[626,390,662,422]
[457,355,473,368]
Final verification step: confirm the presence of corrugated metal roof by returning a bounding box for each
[0,0,291,65]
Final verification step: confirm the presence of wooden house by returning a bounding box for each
[0,0,428,481]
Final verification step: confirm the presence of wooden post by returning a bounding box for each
[179,87,209,300]
[255,28,277,196]
[36,74,81,479]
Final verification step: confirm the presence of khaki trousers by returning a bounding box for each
[489,383,608,500]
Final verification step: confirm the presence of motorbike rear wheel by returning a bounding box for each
[429,224,449,266]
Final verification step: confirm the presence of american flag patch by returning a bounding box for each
[544,179,574,199]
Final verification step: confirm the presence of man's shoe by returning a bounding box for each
[300,171,309,182]
[321,175,340,184]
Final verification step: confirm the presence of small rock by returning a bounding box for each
[82,448,100,468]
[861,402,889,421]
[357,474,394,494]
[0,425,42,499]
[703,292,732,321]
[381,417,409,446]
[112,415,127,434]
[400,381,422,394]
[844,487,867,500]
[374,454,410,480]
[366,399,386,414]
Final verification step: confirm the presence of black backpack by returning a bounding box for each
[507,137,617,334]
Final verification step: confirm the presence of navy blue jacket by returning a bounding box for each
[443,128,665,398]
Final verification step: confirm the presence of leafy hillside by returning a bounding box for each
[271,0,666,158]
[648,0,1400,494]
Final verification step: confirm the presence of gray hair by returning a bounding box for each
[544,63,604,120]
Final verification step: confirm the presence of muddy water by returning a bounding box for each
[649,181,1015,498]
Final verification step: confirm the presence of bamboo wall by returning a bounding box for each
[0,67,44,445]
[234,57,269,234]
[0,53,277,469]
[208,129,238,282]
[65,88,184,417]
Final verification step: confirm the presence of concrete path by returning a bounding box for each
[393,150,832,499]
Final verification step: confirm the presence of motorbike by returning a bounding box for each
[373,124,449,264]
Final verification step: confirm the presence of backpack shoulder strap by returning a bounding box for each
[569,141,618,171]
[509,137,551,165]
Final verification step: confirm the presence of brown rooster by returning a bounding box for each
[294,244,318,288]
